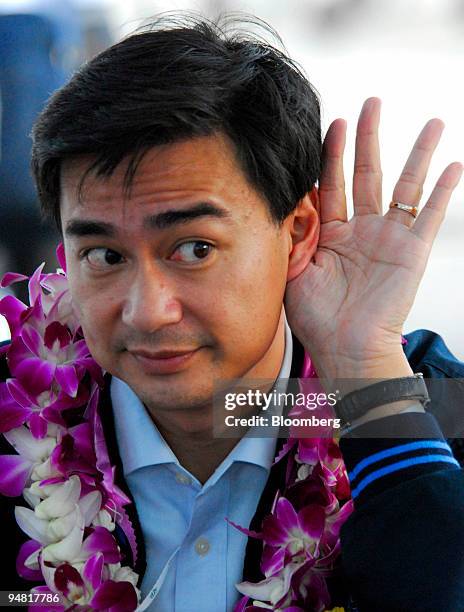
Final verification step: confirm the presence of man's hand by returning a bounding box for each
[285,97,463,382]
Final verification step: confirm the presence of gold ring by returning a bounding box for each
[389,201,418,218]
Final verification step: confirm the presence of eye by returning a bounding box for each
[83,248,123,269]
[171,241,214,263]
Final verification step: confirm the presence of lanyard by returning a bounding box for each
[135,545,181,611]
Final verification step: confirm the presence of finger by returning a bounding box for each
[319,118,348,224]
[353,97,383,216]
[411,162,463,244]
[386,119,445,228]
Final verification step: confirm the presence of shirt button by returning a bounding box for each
[194,537,210,556]
[175,472,191,486]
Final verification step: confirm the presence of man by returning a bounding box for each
[1,14,464,612]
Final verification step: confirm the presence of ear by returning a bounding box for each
[286,187,320,282]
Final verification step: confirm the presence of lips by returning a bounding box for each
[130,348,197,360]
[128,347,201,374]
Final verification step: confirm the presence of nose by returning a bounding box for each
[121,262,183,333]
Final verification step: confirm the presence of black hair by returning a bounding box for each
[31,13,322,228]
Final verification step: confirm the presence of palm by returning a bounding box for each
[285,99,462,366]
[287,214,427,358]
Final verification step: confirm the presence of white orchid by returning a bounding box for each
[15,477,102,563]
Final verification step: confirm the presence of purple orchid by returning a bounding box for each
[261,498,326,563]
[7,318,91,398]
[2,378,90,439]
[236,498,327,608]
[309,443,351,501]
[50,422,98,478]
[16,540,43,581]
[291,437,351,501]
[89,578,138,612]
[1,258,100,404]
[30,552,138,611]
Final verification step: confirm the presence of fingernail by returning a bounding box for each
[363,99,373,111]
[427,118,445,130]
[363,97,380,113]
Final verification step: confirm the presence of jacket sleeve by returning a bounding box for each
[339,412,464,612]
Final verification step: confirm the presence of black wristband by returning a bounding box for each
[335,372,431,426]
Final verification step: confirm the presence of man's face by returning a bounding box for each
[60,134,294,414]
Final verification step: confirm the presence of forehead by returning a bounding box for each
[59,133,263,223]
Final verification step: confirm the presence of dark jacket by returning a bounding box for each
[2,329,464,611]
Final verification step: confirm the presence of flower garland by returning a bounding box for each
[0,245,139,611]
[0,246,353,612]
[231,383,354,612]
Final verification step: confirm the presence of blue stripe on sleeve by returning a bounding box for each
[351,454,460,498]
[348,440,451,481]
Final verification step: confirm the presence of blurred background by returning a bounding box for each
[1,0,463,357]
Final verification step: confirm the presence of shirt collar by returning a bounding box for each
[111,314,293,477]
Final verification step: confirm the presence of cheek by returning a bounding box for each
[231,237,287,306]
[68,279,117,356]
[207,240,287,346]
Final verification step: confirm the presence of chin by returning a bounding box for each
[127,374,214,411]
[139,388,215,414]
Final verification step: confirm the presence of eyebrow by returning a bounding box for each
[145,202,230,230]
[64,202,231,238]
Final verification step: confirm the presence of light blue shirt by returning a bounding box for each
[111,320,293,612]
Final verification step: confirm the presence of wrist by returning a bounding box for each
[312,352,414,393]
[332,368,430,433]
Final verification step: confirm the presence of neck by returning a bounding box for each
[147,311,287,484]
